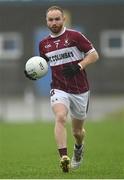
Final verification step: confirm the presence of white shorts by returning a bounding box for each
[50,89,90,120]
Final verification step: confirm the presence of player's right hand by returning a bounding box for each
[24,70,37,80]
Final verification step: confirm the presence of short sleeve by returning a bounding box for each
[39,41,49,62]
[76,32,95,54]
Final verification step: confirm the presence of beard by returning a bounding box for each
[49,24,63,34]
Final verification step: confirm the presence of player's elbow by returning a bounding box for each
[94,50,99,62]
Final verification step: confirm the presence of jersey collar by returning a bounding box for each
[50,27,66,38]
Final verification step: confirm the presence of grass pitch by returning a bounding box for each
[0,111,124,179]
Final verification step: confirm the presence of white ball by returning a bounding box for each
[25,56,48,79]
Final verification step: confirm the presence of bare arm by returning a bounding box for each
[78,50,99,70]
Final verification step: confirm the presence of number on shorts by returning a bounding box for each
[50,89,55,96]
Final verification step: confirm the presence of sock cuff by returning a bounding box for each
[58,147,67,157]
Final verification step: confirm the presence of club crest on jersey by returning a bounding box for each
[64,39,70,47]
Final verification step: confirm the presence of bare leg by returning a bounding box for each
[52,103,70,172]
[52,103,68,149]
[71,118,85,169]
[72,118,85,145]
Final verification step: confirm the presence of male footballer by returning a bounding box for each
[25,6,99,172]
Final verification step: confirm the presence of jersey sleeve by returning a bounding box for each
[76,32,95,54]
[39,41,49,62]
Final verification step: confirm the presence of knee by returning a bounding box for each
[56,112,67,125]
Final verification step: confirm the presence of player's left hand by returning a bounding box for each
[62,64,81,78]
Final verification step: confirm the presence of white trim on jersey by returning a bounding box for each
[85,48,96,55]
[46,46,84,66]
[50,27,66,38]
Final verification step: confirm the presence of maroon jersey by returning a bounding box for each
[39,27,95,94]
